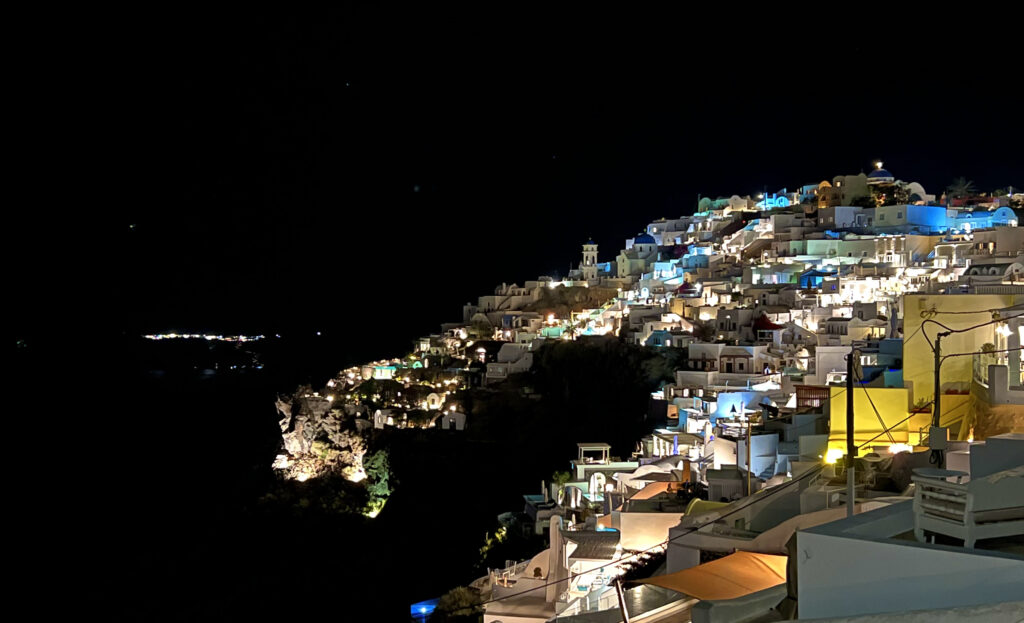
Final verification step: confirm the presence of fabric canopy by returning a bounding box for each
[632,481,672,500]
[633,551,787,600]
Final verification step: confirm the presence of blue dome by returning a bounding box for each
[634,233,656,244]
[868,168,894,179]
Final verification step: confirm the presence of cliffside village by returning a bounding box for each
[275,164,1024,622]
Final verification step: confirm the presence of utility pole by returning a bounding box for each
[846,347,857,518]
[746,414,752,496]
[931,331,951,468]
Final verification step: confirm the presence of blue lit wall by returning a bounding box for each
[908,205,950,231]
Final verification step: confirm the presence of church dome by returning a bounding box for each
[634,233,656,245]
[867,167,895,184]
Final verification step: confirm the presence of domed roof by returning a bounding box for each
[868,168,894,180]
[634,233,656,244]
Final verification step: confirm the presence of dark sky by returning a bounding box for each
[13,11,1022,353]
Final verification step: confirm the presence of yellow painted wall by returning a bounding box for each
[828,386,913,449]
[901,293,1022,440]
[903,293,1022,403]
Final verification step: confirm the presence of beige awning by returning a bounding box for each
[631,481,672,500]
[632,551,787,600]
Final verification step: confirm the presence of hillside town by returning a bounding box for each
[273,164,1024,622]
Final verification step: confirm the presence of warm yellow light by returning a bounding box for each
[547,313,556,324]
[875,161,883,169]
[825,448,844,464]
[888,443,913,455]
[968,427,975,443]
[996,324,1012,338]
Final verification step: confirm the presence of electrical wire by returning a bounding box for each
[942,345,1022,362]
[927,302,1024,315]
[855,398,974,451]
[476,464,825,607]
[478,320,1021,609]
[902,323,924,347]
[852,364,896,444]
[856,402,929,450]
[920,312,1023,354]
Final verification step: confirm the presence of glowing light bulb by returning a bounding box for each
[888,443,913,455]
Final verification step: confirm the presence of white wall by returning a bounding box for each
[797,531,1024,619]
[613,511,686,550]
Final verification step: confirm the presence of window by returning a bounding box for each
[897,212,903,219]
[879,214,885,221]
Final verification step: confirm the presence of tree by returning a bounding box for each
[691,320,717,342]
[363,448,392,515]
[947,177,976,200]
[849,195,874,210]
[551,470,571,487]
[430,587,482,622]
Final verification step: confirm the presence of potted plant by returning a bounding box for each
[911,397,932,413]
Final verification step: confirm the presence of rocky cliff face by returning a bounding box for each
[273,387,366,482]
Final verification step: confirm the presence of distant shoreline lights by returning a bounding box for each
[143,333,266,342]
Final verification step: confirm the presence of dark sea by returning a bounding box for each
[39,331,539,620]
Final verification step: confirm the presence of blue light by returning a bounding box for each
[411,598,440,620]
[756,193,790,209]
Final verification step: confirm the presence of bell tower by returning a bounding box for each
[581,239,598,281]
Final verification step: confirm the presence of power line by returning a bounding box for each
[856,402,928,450]
[855,398,972,450]
[476,464,825,607]
[920,312,1023,354]
[478,327,1022,609]
[853,343,1020,452]
[924,302,1024,316]
[943,345,1022,362]
[902,323,924,347]
[852,364,896,444]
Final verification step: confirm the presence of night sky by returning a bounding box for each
[13,11,1023,354]
[8,10,1022,617]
